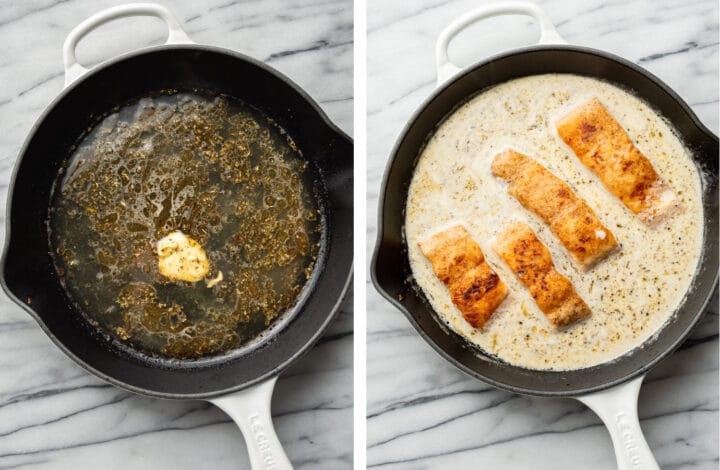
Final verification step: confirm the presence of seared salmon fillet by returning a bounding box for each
[449,263,507,329]
[419,225,507,328]
[556,97,678,224]
[418,225,485,286]
[492,149,618,270]
[493,222,591,328]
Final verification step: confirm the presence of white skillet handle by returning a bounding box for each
[210,377,293,470]
[576,375,659,470]
[436,1,567,85]
[63,2,193,87]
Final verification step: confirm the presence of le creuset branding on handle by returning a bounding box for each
[61,4,291,469]
[578,378,657,470]
[433,3,658,469]
[213,377,292,470]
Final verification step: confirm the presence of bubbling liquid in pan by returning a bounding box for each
[405,74,704,371]
[49,93,322,360]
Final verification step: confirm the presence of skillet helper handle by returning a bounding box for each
[435,1,566,85]
[63,2,193,87]
[210,377,293,470]
[576,375,659,470]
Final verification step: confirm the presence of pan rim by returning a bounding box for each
[1,43,354,400]
[371,43,718,397]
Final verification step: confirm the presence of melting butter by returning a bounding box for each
[157,231,209,282]
[206,271,224,288]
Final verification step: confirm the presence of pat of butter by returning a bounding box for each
[157,231,209,282]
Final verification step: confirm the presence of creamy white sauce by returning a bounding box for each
[405,74,704,371]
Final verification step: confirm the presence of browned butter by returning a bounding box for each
[49,93,321,360]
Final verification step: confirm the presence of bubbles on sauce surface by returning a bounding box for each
[49,93,321,360]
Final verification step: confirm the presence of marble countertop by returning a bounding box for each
[367,0,718,468]
[0,1,352,469]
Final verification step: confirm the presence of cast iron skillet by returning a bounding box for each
[371,3,717,469]
[0,4,352,469]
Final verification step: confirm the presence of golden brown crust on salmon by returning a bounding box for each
[492,149,618,270]
[419,225,507,329]
[556,97,678,224]
[450,263,508,329]
[493,222,591,328]
[418,225,485,285]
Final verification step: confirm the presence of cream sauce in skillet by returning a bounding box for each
[406,74,704,370]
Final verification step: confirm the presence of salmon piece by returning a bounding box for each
[419,225,507,328]
[418,225,485,285]
[556,97,678,224]
[493,222,590,328]
[492,149,618,270]
[449,263,508,329]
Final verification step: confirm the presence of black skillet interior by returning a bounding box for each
[1,45,353,399]
[372,46,719,397]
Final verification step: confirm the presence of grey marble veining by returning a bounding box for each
[367,0,718,468]
[0,0,352,469]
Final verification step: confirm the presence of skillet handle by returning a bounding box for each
[209,377,293,470]
[575,375,660,470]
[62,3,194,87]
[435,1,566,85]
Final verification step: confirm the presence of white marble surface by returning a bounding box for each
[367,0,718,468]
[0,1,352,468]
